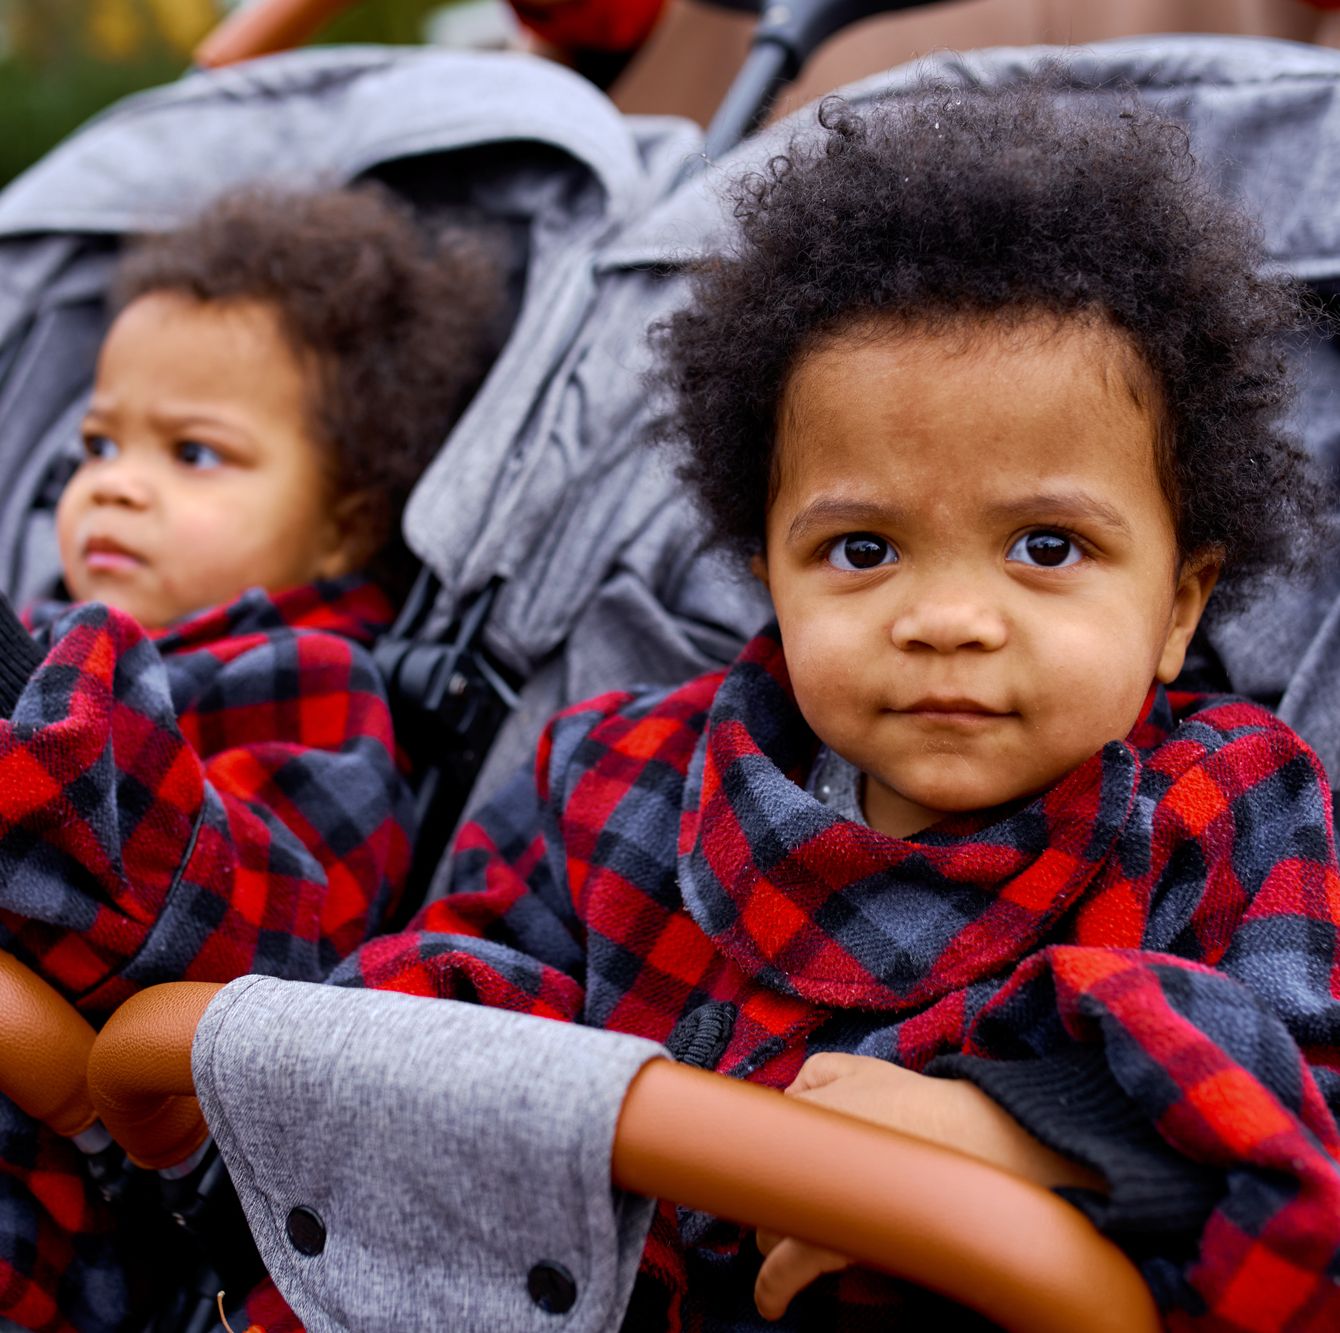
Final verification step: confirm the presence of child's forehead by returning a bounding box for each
[792,308,1153,395]
[785,311,1157,431]
[772,312,1169,518]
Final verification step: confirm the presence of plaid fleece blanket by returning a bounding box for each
[0,578,413,1332]
[246,622,1338,1333]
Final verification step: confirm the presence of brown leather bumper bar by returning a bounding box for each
[86,981,222,1171]
[0,951,98,1138]
[86,979,1159,1332]
[615,1059,1160,1333]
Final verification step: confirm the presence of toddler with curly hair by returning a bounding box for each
[0,183,502,1330]
[253,83,1340,1332]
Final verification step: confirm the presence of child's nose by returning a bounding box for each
[890,598,1008,653]
[90,461,151,509]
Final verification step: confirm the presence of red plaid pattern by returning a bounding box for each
[261,623,1340,1331]
[0,578,413,1331]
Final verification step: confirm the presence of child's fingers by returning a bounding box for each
[753,1236,852,1320]
[755,1228,781,1256]
[784,1050,866,1095]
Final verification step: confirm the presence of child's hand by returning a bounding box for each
[752,1053,1104,1321]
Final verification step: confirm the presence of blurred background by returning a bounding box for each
[0,0,487,186]
[4,0,1340,188]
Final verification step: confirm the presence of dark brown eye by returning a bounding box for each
[828,533,896,571]
[1008,531,1079,568]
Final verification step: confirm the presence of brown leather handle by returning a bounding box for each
[86,981,222,1170]
[614,1059,1160,1333]
[0,951,97,1138]
[193,0,361,68]
[90,981,1159,1330]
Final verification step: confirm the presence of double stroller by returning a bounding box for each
[3,3,1340,1327]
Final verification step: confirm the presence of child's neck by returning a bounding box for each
[860,773,946,839]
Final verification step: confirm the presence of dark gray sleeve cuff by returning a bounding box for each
[927,1048,1224,1237]
[0,593,43,719]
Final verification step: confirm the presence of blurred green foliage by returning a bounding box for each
[0,1,449,186]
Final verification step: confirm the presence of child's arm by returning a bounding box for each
[752,1053,1106,1318]
[326,692,641,1015]
[0,599,412,1016]
[761,1055,1104,1318]
[776,1053,1104,1190]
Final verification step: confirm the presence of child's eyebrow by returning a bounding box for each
[784,490,1132,544]
[786,498,908,545]
[988,492,1132,534]
[146,407,245,435]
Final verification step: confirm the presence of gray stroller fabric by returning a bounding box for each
[194,976,664,1333]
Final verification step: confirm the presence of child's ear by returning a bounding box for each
[1155,553,1221,684]
[314,491,378,580]
[749,551,770,590]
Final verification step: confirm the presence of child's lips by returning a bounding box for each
[896,697,1013,727]
[82,538,145,574]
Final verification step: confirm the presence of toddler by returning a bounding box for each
[0,184,501,1330]
[261,86,1336,1331]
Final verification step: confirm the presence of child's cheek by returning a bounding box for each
[1026,616,1154,748]
[779,610,868,702]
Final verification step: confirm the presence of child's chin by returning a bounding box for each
[83,588,168,629]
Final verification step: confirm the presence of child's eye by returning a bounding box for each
[81,434,118,462]
[826,533,898,571]
[176,440,224,470]
[1007,530,1082,568]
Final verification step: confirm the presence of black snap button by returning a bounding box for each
[286,1205,326,1256]
[527,1260,577,1314]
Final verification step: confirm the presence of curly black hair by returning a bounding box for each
[113,184,505,600]
[656,77,1326,603]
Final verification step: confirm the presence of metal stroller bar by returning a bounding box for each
[85,980,1160,1333]
[194,0,951,163]
[701,0,949,160]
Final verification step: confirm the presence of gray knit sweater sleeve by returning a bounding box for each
[193,977,664,1333]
